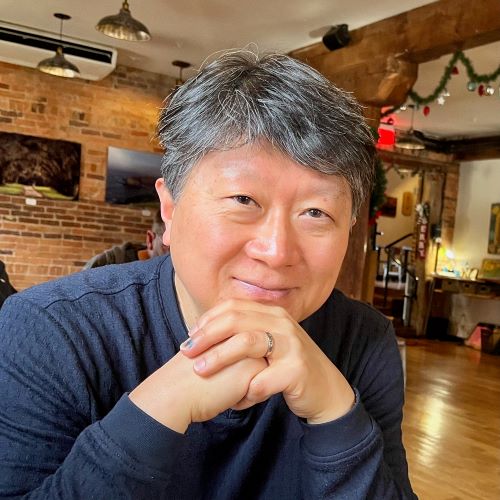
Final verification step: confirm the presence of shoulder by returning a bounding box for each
[83,242,145,269]
[15,255,171,311]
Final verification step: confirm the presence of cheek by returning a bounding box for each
[309,232,350,280]
[171,214,240,262]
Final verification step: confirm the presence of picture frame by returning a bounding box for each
[488,203,500,254]
[380,196,397,218]
[105,146,163,205]
[0,132,81,200]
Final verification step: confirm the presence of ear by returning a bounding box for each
[155,177,175,247]
[350,216,357,234]
[145,229,155,251]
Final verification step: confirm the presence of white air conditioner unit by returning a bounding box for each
[0,22,117,81]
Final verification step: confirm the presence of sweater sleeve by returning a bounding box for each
[0,295,185,498]
[299,323,417,499]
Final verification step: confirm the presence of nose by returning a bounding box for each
[244,211,300,268]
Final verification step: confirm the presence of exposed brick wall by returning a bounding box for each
[0,194,157,290]
[0,61,176,290]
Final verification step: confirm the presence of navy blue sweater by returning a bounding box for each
[0,256,416,498]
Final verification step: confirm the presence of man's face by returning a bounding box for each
[156,143,354,328]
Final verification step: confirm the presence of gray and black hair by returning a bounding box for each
[158,50,375,217]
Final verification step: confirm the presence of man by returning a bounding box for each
[0,260,16,309]
[83,208,168,269]
[0,51,416,498]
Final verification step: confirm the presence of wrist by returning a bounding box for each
[307,386,356,425]
[129,378,192,434]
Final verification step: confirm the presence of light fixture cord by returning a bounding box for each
[409,104,415,131]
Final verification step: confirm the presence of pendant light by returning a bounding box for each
[172,60,191,86]
[37,13,80,78]
[395,104,425,150]
[96,1,151,42]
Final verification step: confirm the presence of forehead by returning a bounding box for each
[184,143,351,201]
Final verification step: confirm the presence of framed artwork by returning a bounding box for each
[105,146,162,205]
[380,196,397,218]
[479,258,500,282]
[488,203,500,254]
[402,191,413,216]
[0,132,80,200]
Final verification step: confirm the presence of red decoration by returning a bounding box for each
[452,66,459,75]
[423,105,430,116]
[369,210,383,226]
[478,84,485,96]
[377,124,395,146]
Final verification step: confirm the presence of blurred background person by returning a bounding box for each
[83,208,168,269]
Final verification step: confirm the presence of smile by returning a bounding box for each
[234,278,293,300]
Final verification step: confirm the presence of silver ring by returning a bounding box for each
[264,331,274,357]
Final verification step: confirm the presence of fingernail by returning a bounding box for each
[180,338,194,350]
[194,358,206,372]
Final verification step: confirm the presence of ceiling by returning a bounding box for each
[1,0,499,140]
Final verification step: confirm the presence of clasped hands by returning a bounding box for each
[130,299,354,434]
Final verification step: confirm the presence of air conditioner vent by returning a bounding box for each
[0,26,114,64]
[0,22,117,80]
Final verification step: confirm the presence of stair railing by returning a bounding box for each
[381,233,416,308]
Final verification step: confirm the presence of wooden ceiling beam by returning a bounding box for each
[421,134,500,161]
[289,0,500,106]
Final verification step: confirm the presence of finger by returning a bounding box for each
[181,308,281,358]
[192,330,272,377]
[245,364,289,404]
[191,299,286,334]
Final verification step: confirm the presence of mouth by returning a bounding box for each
[234,278,293,301]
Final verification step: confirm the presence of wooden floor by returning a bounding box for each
[402,340,500,500]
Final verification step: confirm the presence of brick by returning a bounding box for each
[20,231,42,237]
[81,129,101,136]
[18,217,41,224]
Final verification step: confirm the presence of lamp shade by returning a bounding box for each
[96,1,151,41]
[395,130,425,150]
[37,46,80,78]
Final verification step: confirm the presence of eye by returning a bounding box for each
[233,195,256,206]
[306,208,328,219]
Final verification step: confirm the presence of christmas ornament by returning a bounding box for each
[442,88,450,97]
[452,66,459,75]
[478,84,484,96]
[423,105,430,116]
[486,85,495,96]
[467,81,477,91]
[436,95,446,105]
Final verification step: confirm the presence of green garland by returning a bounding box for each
[381,50,500,117]
[370,156,387,220]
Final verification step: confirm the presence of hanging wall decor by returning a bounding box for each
[105,146,162,205]
[0,132,80,200]
[488,203,500,254]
